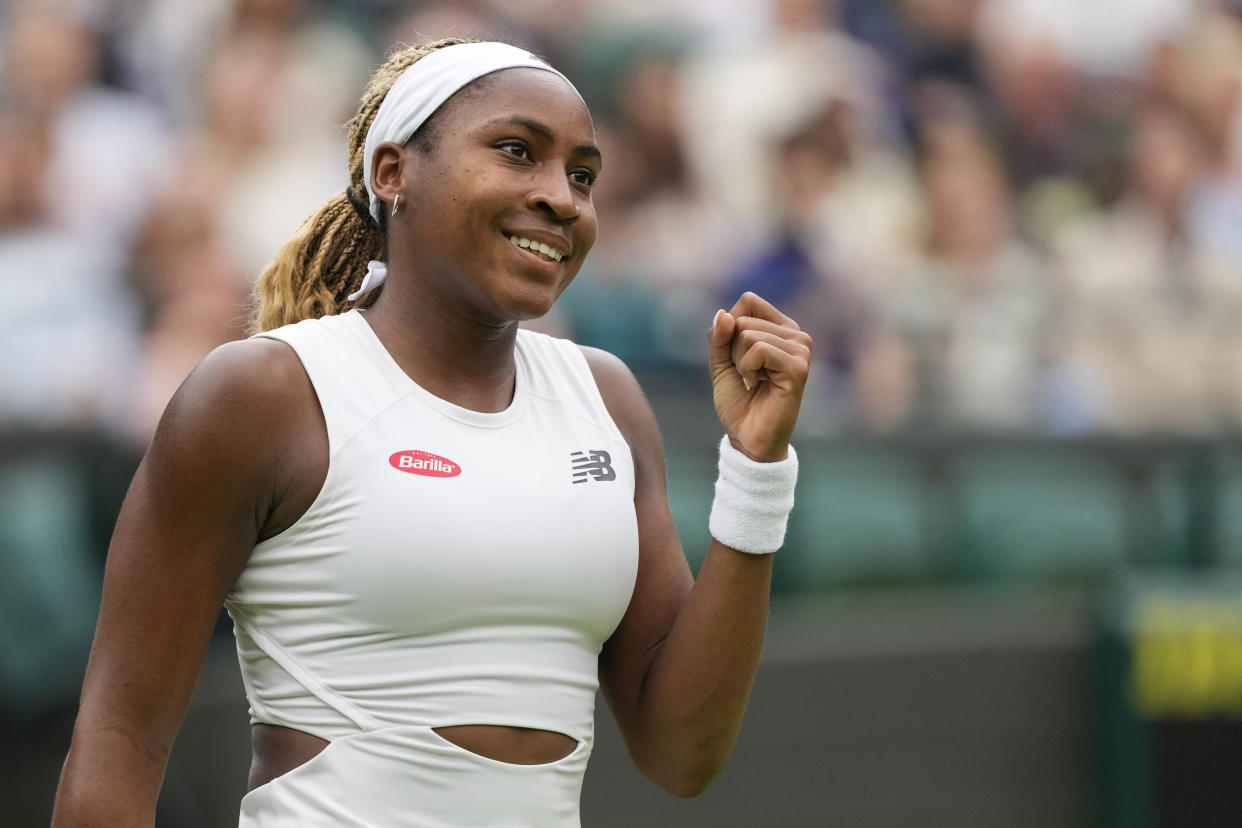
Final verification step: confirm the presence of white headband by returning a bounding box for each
[362,41,574,223]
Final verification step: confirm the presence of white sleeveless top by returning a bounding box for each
[224,310,640,747]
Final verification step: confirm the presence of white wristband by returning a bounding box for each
[708,435,798,555]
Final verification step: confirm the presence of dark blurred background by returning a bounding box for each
[3,0,1242,825]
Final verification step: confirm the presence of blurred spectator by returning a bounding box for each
[723,94,923,433]
[561,35,734,368]
[2,2,171,255]
[1157,10,1242,261]
[865,118,1052,432]
[387,1,554,59]
[1,0,1238,445]
[122,162,249,447]
[0,3,162,435]
[116,2,371,445]
[0,113,140,431]
[112,0,234,126]
[978,0,1194,81]
[845,0,990,139]
[1051,100,1242,435]
[679,0,892,239]
[205,3,370,280]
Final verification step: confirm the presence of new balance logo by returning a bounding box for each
[571,450,615,484]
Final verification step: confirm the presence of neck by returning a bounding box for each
[362,279,521,414]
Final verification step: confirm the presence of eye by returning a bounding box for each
[496,140,531,160]
[569,168,597,188]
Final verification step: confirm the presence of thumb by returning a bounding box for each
[708,308,738,377]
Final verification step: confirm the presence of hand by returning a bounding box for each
[708,292,812,462]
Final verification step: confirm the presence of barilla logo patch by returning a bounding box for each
[389,450,461,478]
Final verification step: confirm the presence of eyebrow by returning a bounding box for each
[484,116,603,167]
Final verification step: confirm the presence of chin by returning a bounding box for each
[502,299,558,324]
[493,281,573,323]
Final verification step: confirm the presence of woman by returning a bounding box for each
[52,39,811,826]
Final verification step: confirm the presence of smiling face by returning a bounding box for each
[377,67,602,324]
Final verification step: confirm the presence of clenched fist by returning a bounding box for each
[708,292,813,463]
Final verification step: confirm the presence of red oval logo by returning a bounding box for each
[389,450,461,478]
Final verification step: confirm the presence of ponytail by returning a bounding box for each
[248,37,473,333]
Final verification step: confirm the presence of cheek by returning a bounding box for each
[576,205,599,255]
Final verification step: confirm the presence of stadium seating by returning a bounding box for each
[785,442,938,587]
[946,446,1130,581]
[0,448,100,717]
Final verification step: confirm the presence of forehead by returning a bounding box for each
[435,67,595,140]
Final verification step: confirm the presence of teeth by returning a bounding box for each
[506,234,563,262]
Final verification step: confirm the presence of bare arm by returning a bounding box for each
[590,292,812,798]
[52,338,320,826]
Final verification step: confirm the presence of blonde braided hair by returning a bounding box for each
[249,37,473,333]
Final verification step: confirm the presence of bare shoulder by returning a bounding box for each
[144,335,323,534]
[577,345,659,448]
[104,333,315,596]
[157,334,319,445]
[578,344,634,392]
[167,335,309,426]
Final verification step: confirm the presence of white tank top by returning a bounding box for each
[224,309,639,745]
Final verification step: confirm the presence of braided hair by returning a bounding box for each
[249,37,472,333]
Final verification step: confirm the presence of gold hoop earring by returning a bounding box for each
[391,193,402,218]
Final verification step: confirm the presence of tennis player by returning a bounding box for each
[53,38,811,826]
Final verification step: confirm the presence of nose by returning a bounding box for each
[526,168,579,223]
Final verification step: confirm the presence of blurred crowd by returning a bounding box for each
[2,0,1241,445]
